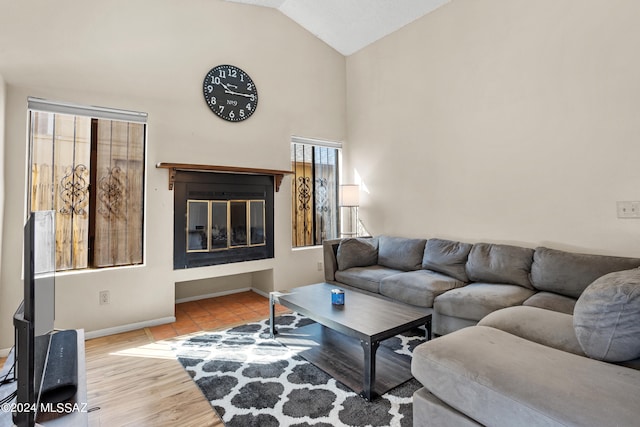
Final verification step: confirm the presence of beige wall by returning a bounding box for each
[0,1,345,349]
[346,0,640,255]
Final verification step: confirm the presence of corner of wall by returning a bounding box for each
[0,74,7,349]
[0,73,5,263]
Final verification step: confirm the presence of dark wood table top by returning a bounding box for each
[275,282,432,342]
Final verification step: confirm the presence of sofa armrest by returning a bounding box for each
[322,238,343,281]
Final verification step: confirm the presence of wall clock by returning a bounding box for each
[203,65,258,122]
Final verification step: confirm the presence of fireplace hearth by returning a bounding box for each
[172,170,275,269]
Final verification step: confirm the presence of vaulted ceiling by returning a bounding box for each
[225,0,450,56]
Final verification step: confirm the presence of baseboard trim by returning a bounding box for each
[251,288,269,299]
[1,288,273,349]
[1,317,176,353]
[84,316,176,340]
[175,287,261,304]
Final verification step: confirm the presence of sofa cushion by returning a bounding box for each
[413,388,482,427]
[434,283,536,321]
[432,312,479,336]
[530,247,640,299]
[336,237,378,271]
[379,270,465,308]
[422,238,472,282]
[479,306,585,356]
[377,235,426,271]
[334,265,402,294]
[522,292,577,315]
[574,268,640,362]
[412,326,640,427]
[465,243,534,289]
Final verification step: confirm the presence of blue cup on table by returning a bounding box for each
[331,289,345,305]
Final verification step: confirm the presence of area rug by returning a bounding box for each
[172,313,426,427]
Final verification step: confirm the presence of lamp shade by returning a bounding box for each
[339,184,360,207]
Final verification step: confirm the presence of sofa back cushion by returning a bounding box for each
[378,235,426,271]
[336,237,378,271]
[531,247,640,299]
[422,238,472,282]
[466,243,535,289]
[574,268,640,362]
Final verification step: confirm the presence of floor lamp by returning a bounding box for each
[339,184,359,237]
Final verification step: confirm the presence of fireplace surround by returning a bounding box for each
[172,170,275,269]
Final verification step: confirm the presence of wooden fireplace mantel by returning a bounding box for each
[156,162,293,191]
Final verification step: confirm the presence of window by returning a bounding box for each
[27,98,147,271]
[291,137,340,247]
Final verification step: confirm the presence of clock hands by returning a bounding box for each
[230,91,255,101]
[221,83,256,101]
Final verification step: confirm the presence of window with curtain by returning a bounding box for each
[291,137,340,247]
[28,98,147,271]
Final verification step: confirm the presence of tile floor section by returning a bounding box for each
[147,291,290,341]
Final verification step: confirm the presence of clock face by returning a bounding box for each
[203,65,258,122]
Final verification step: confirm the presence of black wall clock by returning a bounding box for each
[203,65,258,122]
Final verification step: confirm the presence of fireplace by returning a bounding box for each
[172,170,275,269]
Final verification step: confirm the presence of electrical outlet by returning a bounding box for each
[617,201,640,218]
[99,290,110,305]
[317,261,323,271]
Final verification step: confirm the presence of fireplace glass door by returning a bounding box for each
[186,199,265,253]
[210,201,228,250]
[230,201,247,247]
[250,201,265,245]
[187,201,209,251]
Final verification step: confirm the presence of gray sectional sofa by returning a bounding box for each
[323,235,640,426]
[323,235,640,333]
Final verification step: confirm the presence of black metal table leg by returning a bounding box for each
[269,292,277,338]
[361,339,380,401]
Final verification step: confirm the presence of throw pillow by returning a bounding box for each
[530,246,640,299]
[377,235,427,271]
[422,238,472,282]
[573,268,640,362]
[465,243,535,289]
[336,238,378,271]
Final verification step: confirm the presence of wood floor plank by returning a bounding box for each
[5,292,276,427]
[85,328,223,427]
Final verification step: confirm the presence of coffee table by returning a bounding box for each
[269,282,432,401]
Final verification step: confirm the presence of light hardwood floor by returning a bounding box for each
[85,329,224,427]
[86,291,287,426]
[1,291,286,426]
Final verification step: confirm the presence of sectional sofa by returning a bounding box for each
[322,235,640,426]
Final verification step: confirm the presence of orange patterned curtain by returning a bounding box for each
[93,120,144,267]
[30,110,145,271]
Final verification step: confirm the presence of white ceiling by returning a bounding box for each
[225,0,450,56]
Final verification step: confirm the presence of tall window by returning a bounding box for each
[291,137,340,247]
[28,98,147,271]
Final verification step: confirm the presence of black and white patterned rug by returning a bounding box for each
[172,313,425,427]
